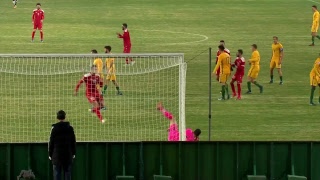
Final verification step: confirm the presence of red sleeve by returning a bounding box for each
[32,11,35,21]
[42,11,44,20]
[75,79,84,92]
[118,33,124,38]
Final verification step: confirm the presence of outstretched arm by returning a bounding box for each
[74,79,84,95]
[157,102,174,120]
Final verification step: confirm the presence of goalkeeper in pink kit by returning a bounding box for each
[157,102,201,141]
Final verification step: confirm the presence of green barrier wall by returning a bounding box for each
[0,142,319,180]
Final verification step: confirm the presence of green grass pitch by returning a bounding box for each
[1,0,320,141]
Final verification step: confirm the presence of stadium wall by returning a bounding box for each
[0,142,319,180]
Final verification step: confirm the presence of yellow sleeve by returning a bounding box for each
[93,59,97,65]
[249,52,259,63]
[213,57,221,73]
[279,44,283,51]
[314,63,320,77]
[314,12,319,24]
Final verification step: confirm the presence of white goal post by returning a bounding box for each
[0,53,186,142]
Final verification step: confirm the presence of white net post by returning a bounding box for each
[179,59,187,141]
[0,54,186,142]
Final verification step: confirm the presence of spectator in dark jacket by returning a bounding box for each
[49,110,76,180]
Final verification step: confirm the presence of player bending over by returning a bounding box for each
[74,65,106,123]
[246,44,263,94]
[310,5,320,46]
[157,102,201,141]
[269,36,284,85]
[102,46,123,95]
[309,56,320,105]
[230,49,245,100]
[212,45,231,100]
[117,23,134,65]
[12,0,17,8]
[31,3,44,42]
[215,40,230,82]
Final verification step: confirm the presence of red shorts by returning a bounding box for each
[86,93,103,103]
[232,73,244,83]
[33,23,43,30]
[215,67,220,76]
[123,46,131,53]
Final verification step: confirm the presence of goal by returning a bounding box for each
[0,54,186,142]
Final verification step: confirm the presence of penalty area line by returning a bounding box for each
[308,0,320,4]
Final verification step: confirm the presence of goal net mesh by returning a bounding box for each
[0,54,186,142]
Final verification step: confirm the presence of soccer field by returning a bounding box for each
[1,0,320,142]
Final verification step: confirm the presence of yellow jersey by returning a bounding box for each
[313,11,319,26]
[271,43,283,60]
[249,50,260,66]
[93,58,103,74]
[213,52,231,74]
[106,57,115,74]
[310,58,320,77]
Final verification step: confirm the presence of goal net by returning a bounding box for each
[0,54,186,142]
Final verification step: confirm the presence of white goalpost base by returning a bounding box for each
[0,54,186,142]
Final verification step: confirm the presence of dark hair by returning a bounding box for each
[312,5,317,9]
[122,23,128,28]
[91,49,98,54]
[194,129,201,137]
[220,40,225,43]
[57,110,66,120]
[252,44,257,49]
[218,45,225,51]
[104,45,112,52]
[238,49,243,55]
[36,3,41,6]
[273,36,278,40]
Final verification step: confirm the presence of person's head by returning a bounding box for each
[36,3,41,9]
[219,40,225,46]
[312,5,317,12]
[91,49,98,54]
[122,23,128,30]
[193,129,201,139]
[57,110,66,121]
[218,45,225,53]
[251,44,257,51]
[91,65,97,74]
[237,49,243,57]
[104,45,112,53]
[273,36,279,44]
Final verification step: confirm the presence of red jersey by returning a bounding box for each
[118,29,131,47]
[32,9,44,23]
[233,57,245,74]
[216,48,230,64]
[75,73,102,95]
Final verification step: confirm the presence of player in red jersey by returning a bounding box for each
[215,40,231,81]
[31,3,44,42]
[230,49,245,100]
[117,23,134,65]
[74,65,106,123]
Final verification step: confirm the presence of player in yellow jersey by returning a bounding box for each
[91,50,104,77]
[309,56,320,105]
[212,45,231,100]
[102,46,123,95]
[246,44,263,94]
[269,36,284,84]
[310,5,320,46]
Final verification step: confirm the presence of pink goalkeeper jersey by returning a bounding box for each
[168,125,197,141]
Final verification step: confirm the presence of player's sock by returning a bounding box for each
[237,83,241,97]
[221,85,226,99]
[253,81,262,88]
[116,86,120,92]
[40,32,43,41]
[247,82,251,92]
[32,32,35,40]
[270,75,273,82]
[312,36,315,44]
[93,107,103,121]
[230,82,236,95]
[317,35,320,39]
[280,76,283,82]
[161,109,173,120]
[103,85,107,94]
